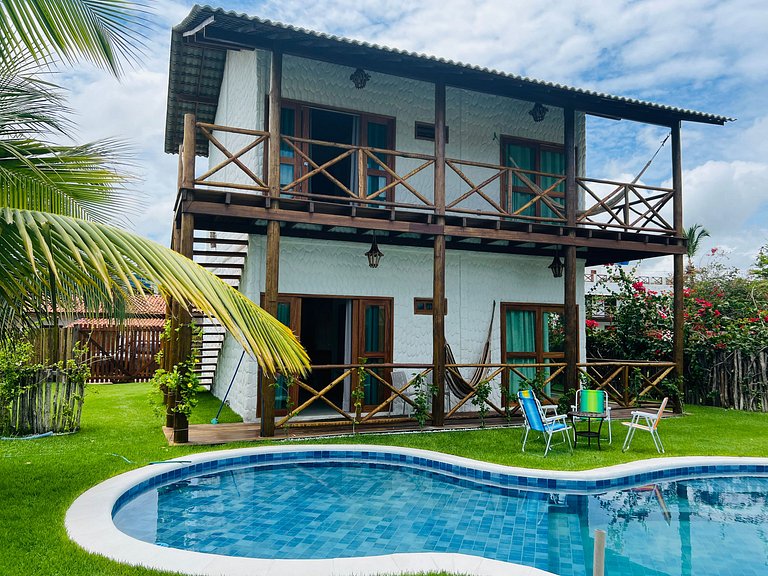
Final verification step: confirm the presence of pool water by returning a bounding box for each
[113,460,768,576]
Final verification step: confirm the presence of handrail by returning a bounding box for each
[189,123,679,236]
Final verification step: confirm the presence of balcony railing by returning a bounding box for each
[191,122,677,236]
[272,360,674,429]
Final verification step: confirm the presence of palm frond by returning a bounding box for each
[0,137,134,223]
[0,0,151,78]
[0,61,70,137]
[0,209,310,376]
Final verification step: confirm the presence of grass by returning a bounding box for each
[1,382,767,575]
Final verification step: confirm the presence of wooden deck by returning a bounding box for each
[163,407,666,446]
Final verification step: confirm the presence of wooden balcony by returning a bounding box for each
[181,121,685,264]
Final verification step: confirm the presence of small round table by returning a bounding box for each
[568,411,606,449]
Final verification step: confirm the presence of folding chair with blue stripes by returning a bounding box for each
[517,389,573,456]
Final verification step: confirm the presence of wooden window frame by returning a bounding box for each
[256,293,394,415]
[413,297,448,315]
[500,302,570,404]
[414,121,449,143]
[499,135,566,217]
[277,99,397,202]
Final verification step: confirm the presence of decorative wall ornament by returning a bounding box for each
[529,102,548,122]
[365,233,383,268]
[350,67,371,89]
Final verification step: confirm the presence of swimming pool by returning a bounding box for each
[68,446,768,576]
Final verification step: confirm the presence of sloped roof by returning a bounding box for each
[165,4,733,155]
[56,294,166,319]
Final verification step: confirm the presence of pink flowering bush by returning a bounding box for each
[586,260,768,405]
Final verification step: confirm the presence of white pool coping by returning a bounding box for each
[66,445,768,576]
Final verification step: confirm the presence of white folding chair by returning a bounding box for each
[622,397,669,453]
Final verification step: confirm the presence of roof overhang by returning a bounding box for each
[165,5,734,155]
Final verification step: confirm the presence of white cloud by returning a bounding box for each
[51,0,767,269]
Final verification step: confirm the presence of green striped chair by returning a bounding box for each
[572,388,612,444]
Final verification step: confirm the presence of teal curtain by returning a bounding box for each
[279,108,296,193]
[505,310,536,395]
[279,108,295,158]
[274,302,291,410]
[506,144,536,216]
[365,305,384,353]
[366,122,388,168]
[366,122,388,204]
[540,150,565,219]
[506,310,535,353]
[363,305,385,405]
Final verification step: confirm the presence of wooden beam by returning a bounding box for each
[432,81,447,426]
[182,114,196,190]
[434,81,446,216]
[564,107,577,227]
[267,50,282,202]
[172,211,195,443]
[671,122,684,413]
[564,245,579,393]
[261,49,283,438]
[432,233,446,426]
[671,122,683,236]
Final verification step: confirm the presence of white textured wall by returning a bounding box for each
[207,50,269,187]
[211,50,589,420]
[282,55,586,212]
[214,236,586,421]
[209,52,586,210]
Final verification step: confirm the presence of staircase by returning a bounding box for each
[192,233,248,388]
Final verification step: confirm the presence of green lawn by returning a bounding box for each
[1,382,767,576]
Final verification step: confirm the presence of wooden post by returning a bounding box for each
[261,49,283,438]
[671,122,684,413]
[564,107,579,391]
[172,211,194,444]
[169,115,197,443]
[564,245,579,392]
[564,108,577,227]
[432,81,446,426]
[164,223,180,428]
[593,529,606,576]
[182,114,196,190]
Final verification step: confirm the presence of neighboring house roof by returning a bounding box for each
[62,295,166,329]
[166,5,734,155]
[69,317,166,329]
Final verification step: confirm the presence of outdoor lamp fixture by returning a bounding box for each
[529,102,548,122]
[365,233,383,268]
[548,252,564,278]
[350,67,371,89]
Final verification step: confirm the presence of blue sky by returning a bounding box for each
[67,0,768,273]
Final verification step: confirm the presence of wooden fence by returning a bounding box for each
[0,369,84,436]
[32,325,163,383]
[700,349,768,411]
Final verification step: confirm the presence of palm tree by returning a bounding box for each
[683,223,710,273]
[0,1,308,376]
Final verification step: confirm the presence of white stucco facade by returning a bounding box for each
[208,49,588,421]
[215,237,586,422]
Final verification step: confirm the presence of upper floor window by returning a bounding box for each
[501,137,565,220]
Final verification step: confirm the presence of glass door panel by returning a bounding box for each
[353,299,392,409]
[363,117,393,206]
[274,301,292,411]
[258,296,301,416]
[502,304,565,404]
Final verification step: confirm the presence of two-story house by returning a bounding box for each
[164,6,729,437]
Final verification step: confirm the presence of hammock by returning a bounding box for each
[444,301,495,399]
